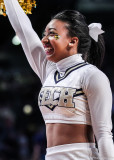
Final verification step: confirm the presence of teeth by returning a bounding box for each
[45,48,53,52]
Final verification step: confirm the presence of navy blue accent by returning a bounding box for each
[45,105,57,111]
[54,62,88,83]
[73,88,84,97]
[73,93,84,97]
[76,88,83,91]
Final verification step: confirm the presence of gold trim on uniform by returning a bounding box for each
[55,62,88,83]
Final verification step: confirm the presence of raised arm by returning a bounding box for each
[83,68,114,160]
[4,0,53,83]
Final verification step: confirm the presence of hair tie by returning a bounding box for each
[88,23,105,42]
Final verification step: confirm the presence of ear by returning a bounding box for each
[68,37,79,48]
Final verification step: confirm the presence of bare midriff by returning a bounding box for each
[46,123,95,148]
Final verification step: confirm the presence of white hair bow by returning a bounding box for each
[88,23,105,42]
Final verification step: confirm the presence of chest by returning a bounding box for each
[38,69,85,110]
[43,68,83,88]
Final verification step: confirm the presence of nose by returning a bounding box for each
[41,35,49,44]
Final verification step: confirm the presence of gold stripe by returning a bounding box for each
[56,73,59,81]
[76,91,83,94]
[65,63,85,75]
[56,63,85,82]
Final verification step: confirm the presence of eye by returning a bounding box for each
[49,31,57,36]
[42,31,59,39]
[42,31,56,38]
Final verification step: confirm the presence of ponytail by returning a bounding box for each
[52,10,105,68]
[83,35,105,68]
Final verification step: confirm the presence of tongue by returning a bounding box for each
[45,48,54,55]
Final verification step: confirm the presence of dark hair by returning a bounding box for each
[52,10,105,68]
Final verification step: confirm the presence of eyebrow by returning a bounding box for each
[44,28,57,33]
[49,28,57,31]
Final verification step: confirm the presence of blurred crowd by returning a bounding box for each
[0,107,46,160]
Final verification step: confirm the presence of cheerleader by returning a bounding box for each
[4,0,114,159]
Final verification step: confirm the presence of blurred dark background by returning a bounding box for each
[0,0,114,159]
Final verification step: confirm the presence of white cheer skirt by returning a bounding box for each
[45,143,100,160]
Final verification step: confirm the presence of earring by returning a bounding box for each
[69,43,72,46]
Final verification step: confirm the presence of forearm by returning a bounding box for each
[4,0,49,82]
[4,0,41,52]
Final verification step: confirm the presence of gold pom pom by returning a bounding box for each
[0,0,36,16]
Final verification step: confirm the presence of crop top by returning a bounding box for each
[4,0,114,159]
[38,56,93,125]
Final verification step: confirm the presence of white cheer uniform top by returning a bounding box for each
[38,55,92,125]
[4,0,114,159]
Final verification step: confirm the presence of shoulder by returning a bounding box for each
[81,64,110,92]
[83,63,109,81]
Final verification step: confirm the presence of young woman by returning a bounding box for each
[4,0,114,159]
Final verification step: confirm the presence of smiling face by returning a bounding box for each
[41,19,78,62]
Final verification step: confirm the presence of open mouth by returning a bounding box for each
[44,47,54,57]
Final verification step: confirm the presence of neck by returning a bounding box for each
[56,54,84,72]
